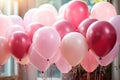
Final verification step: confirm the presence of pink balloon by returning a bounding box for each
[61,32,88,66]
[33,27,61,59]
[0,37,11,66]
[5,25,25,40]
[32,8,57,26]
[109,15,120,43]
[25,22,44,41]
[9,15,24,27]
[97,42,119,66]
[0,15,13,36]
[29,46,50,72]
[91,2,117,21]
[81,50,99,72]
[55,54,72,73]
[24,8,38,27]
[39,4,58,18]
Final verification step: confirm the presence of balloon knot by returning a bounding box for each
[19,59,22,61]
[53,63,56,66]
[99,57,102,60]
[42,71,44,73]
[47,59,49,61]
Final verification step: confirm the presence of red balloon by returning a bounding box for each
[26,22,44,41]
[78,18,97,37]
[86,21,116,57]
[64,1,89,28]
[9,31,31,60]
[53,19,75,39]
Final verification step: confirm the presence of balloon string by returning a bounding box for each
[42,72,46,80]
[51,65,52,80]
[87,72,90,80]
[95,65,99,80]
[23,65,29,80]
[0,65,2,76]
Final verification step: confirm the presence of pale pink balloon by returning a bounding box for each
[59,3,68,16]
[32,8,57,26]
[57,3,68,20]
[13,55,29,65]
[91,2,117,21]
[9,15,24,27]
[29,46,50,72]
[109,15,120,43]
[5,25,25,40]
[24,8,38,27]
[39,4,58,18]
[0,15,13,36]
[61,32,88,67]
[56,54,72,73]
[97,42,119,66]
[81,50,99,72]
[33,27,61,59]
[0,37,11,66]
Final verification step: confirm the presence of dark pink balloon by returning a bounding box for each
[25,22,44,41]
[53,19,75,39]
[78,18,97,37]
[8,32,31,60]
[64,1,89,28]
[86,21,117,57]
[98,41,119,66]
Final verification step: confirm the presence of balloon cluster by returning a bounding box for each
[0,1,119,74]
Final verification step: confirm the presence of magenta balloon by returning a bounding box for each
[64,1,89,28]
[29,46,50,72]
[53,19,75,39]
[33,27,61,59]
[98,42,119,66]
[25,22,44,41]
[78,18,97,37]
[109,15,120,43]
[86,21,117,57]
[91,2,117,21]
[81,50,99,72]
[8,32,31,60]
[9,15,24,27]
[24,8,38,27]
[56,54,72,73]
